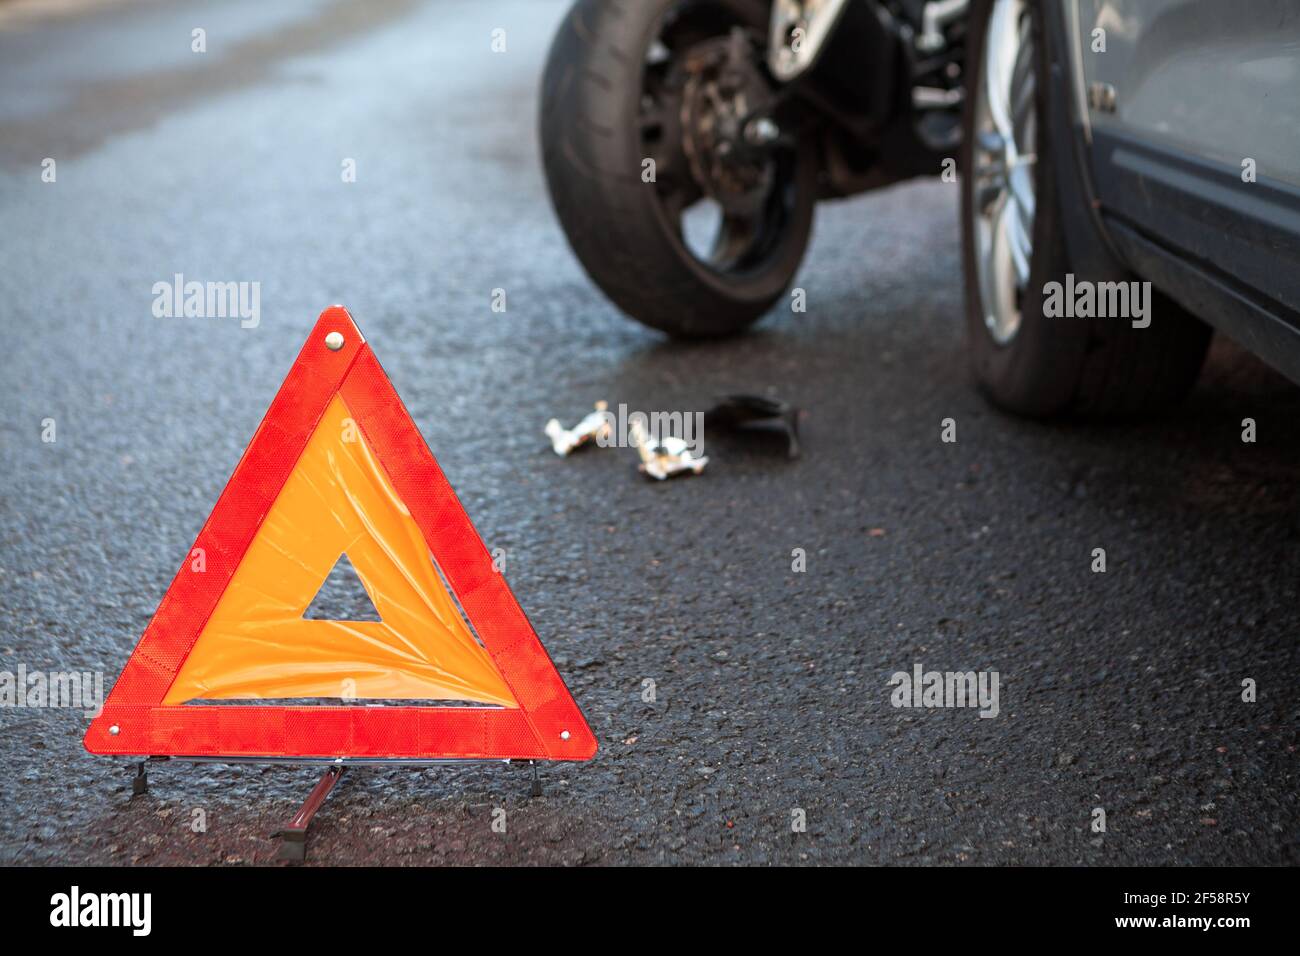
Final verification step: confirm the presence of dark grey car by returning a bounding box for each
[962,0,1300,416]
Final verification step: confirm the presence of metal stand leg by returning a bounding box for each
[274,765,346,862]
[529,760,542,798]
[131,761,148,796]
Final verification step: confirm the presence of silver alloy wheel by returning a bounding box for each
[971,0,1037,345]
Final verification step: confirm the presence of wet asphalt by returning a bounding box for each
[0,0,1297,865]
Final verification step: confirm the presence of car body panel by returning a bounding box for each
[1078,0,1300,187]
[1050,0,1300,382]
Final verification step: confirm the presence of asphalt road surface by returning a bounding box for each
[1,0,1297,866]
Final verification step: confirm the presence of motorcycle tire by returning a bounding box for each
[540,0,817,338]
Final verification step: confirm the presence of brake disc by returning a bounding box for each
[679,28,777,218]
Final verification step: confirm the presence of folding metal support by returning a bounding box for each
[131,761,148,796]
[274,765,346,862]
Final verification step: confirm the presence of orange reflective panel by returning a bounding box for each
[162,395,517,708]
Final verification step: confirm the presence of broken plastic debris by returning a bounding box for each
[544,401,612,456]
[546,395,795,479]
[702,394,801,458]
[629,417,707,480]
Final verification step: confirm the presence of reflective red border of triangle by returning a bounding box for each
[84,306,597,761]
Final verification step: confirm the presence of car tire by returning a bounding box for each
[960,0,1211,418]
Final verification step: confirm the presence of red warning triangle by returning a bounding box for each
[85,306,597,761]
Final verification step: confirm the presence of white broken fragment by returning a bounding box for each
[629,417,707,480]
[544,400,613,456]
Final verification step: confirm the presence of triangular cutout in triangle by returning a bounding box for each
[304,554,383,622]
[84,306,596,762]
[158,392,515,708]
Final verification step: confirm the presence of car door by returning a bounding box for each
[1071,0,1300,322]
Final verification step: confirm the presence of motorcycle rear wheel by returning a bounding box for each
[540,0,817,337]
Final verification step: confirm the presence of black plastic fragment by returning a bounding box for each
[702,394,801,459]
